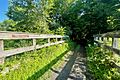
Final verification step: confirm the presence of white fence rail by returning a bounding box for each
[0,31,68,64]
[94,31,120,70]
[93,31,120,55]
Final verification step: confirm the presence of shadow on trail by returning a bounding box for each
[27,50,69,80]
[51,45,86,80]
[55,50,77,80]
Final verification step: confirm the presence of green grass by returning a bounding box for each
[0,41,75,80]
[38,50,72,80]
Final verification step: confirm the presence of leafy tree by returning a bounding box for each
[58,0,120,45]
[6,0,120,45]
[0,20,16,31]
[48,0,75,34]
[7,0,50,33]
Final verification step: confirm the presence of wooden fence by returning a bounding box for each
[0,31,68,64]
[93,31,120,55]
[94,31,120,69]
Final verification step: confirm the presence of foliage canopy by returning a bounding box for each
[0,0,120,44]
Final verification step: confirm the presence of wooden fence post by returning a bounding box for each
[99,37,101,41]
[0,40,4,64]
[33,39,36,50]
[48,38,50,44]
[112,38,113,46]
[112,38,119,49]
[103,37,107,43]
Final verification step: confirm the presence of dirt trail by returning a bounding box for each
[50,45,86,80]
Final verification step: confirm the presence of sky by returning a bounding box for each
[0,0,8,22]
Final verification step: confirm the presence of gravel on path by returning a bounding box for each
[50,45,86,80]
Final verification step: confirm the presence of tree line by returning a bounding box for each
[0,0,120,45]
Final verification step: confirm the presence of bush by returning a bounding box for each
[86,45,120,80]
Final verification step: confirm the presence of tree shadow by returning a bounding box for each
[27,42,77,80]
[55,50,77,80]
[50,45,86,80]
[27,50,69,80]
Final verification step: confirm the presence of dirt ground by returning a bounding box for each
[50,46,86,80]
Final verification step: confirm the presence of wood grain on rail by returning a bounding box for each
[0,31,68,64]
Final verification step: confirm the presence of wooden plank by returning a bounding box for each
[112,38,119,49]
[0,58,4,64]
[0,32,68,40]
[99,37,101,41]
[103,37,107,43]
[0,31,68,64]
[48,38,50,44]
[0,41,64,58]
[36,41,64,49]
[95,37,98,41]
[94,31,120,38]
[94,41,120,55]
[0,46,35,58]
[0,40,4,64]
[0,40,4,51]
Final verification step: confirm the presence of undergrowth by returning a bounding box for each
[86,45,120,80]
[0,41,75,80]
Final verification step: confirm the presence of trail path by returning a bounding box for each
[50,46,86,80]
